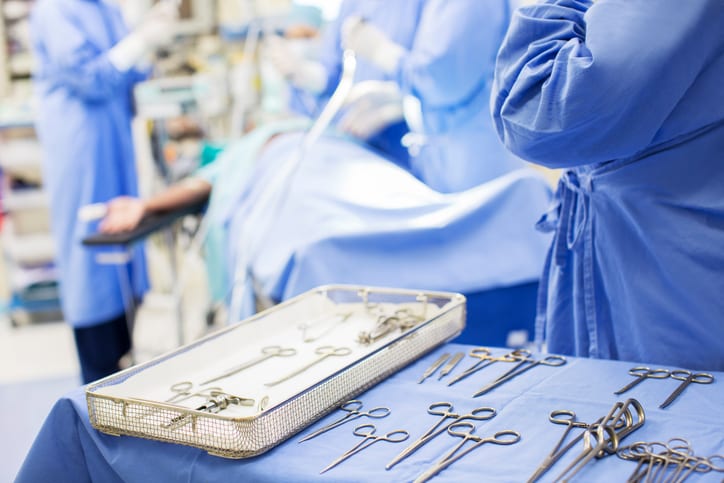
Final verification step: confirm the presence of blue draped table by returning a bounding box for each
[16,344,724,482]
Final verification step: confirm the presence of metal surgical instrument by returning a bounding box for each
[298,312,353,343]
[386,402,496,470]
[265,346,352,387]
[320,424,409,474]
[418,353,450,384]
[473,355,567,397]
[201,345,297,385]
[413,422,521,483]
[614,366,671,395]
[659,369,714,409]
[527,410,595,483]
[447,348,529,387]
[299,399,391,443]
[167,381,223,405]
[162,391,254,430]
[437,352,465,380]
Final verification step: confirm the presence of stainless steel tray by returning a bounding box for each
[86,285,465,458]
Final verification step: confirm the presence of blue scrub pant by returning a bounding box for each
[73,312,131,384]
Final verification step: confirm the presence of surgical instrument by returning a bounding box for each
[320,424,409,474]
[167,381,223,405]
[413,422,520,483]
[659,369,714,409]
[617,439,723,483]
[162,391,254,431]
[447,348,529,387]
[437,352,465,381]
[265,346,352,387]
[299,399,391,443]
[298,312,353,343]
[527,410,592,483]
[553,398,645,482]
[614,366,670,395]
[418,353,450,384]
[473,355,567,398]
[386,402,496,470]
[201,345,297,385]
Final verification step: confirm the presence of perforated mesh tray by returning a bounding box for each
[86,285,465,458]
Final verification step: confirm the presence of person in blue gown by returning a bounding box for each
[30,0,177,383]
[271,0,523,193]
[491,0,724,370]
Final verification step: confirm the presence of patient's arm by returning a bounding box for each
[100,177,212,234]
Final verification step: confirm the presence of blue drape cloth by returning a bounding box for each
[16,344,724,482]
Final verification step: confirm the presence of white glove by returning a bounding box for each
[338,80,404,140]
[341,17,406,74]
[108,1,178,72]
[266,35,327,94]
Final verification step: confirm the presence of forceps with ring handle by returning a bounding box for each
[386,401,497,470]
[659,369,714,409]
[473,355,567,397]
[299,399,391,442]
[265,346,352,387]
[614,366,670,395]
[447,348,530,387]
[413,421,521,483]
[167,381,223,405]
[320,423,409,474]
[201,345,297,385]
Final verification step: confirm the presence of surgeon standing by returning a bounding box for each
[492,0,724,370]
[30,0,178,383]
[270,0,523,193]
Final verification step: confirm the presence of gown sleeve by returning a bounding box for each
[491,0,723,167]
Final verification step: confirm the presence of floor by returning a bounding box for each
[0,241,214,483]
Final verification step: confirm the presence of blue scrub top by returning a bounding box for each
[31,0,149,327]
[492,0,724,370]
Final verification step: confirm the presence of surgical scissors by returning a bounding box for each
[265,346,352,387]
[413,421,520,483]
[658,369,714,409]
[614,366,671,395]
[201,345,297,385]
[527,410,592,483]
[299,399,391,442]
[386,402,496,470]
[447,348,529,387]
[473,355,567,397]
[320,424,409,474]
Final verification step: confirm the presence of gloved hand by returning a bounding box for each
[341,17,406,74]
[108,0,178,72]
[338,80,404,140]
[266,35,327,94]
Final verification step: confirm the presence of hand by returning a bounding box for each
[266,36,326,93]
[99,197,146,234]
[338,81,404,139]
[137,1,179,49]
[341,17,406,74]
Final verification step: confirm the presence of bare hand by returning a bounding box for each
[99,196,146,234]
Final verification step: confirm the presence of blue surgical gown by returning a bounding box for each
[31,0,149,327]
[492,0,724,370]
[290,0,425,167]
[298,0,523,193]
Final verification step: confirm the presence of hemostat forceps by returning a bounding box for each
[413,421,520,483]
[201,345,297,385]
[320,424,409,474]
[447,348,530,387]
[299,399,391,443]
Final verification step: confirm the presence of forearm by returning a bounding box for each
[143,177,212,214]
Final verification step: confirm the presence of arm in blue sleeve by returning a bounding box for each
[492,0,723,168]
[396,0,508,110]
[31,3,134,102]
